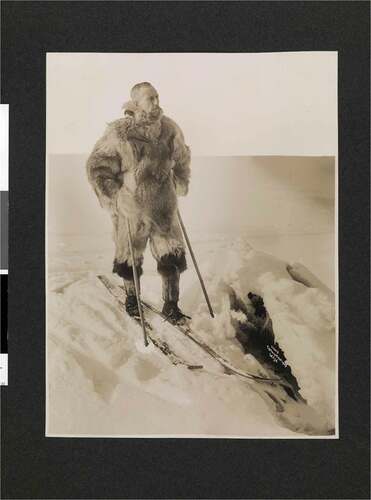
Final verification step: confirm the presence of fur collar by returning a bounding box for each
[110,115,164,144]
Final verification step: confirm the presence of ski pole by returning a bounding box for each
[176,209,214,318]
[126,218,149,346]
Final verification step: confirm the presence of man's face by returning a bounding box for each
[135,86,161,120]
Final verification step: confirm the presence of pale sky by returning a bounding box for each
[46,52,337,156]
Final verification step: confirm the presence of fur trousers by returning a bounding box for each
[110,209,187,280]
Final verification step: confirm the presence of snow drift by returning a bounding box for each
[46,234,336,437]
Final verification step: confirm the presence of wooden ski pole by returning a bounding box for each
[176,209,214,318]
[126,218,149,346]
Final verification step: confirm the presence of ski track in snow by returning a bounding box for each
[47,234,336,437]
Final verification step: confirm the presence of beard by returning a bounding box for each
[134,106,163,126]
[148,106,163,122]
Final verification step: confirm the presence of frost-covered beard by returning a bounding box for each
[129,106,163,143]
[134,106,163,127]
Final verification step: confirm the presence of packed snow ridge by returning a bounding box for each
[47,235,336,437]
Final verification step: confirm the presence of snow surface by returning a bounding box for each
[47,232,336,438]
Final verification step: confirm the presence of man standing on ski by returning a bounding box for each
[86,82,191,325]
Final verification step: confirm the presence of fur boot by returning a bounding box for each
[161,269,189,325]
[123,278,140,317]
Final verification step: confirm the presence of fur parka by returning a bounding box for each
[86,113,191,231]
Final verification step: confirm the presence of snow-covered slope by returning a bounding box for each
[46,234,336,437]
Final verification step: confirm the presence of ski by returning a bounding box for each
[141,298,306,403]
[98,275,304,407]
[97,275,203,370]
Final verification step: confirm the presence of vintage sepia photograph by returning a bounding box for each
[46,52,337,438]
